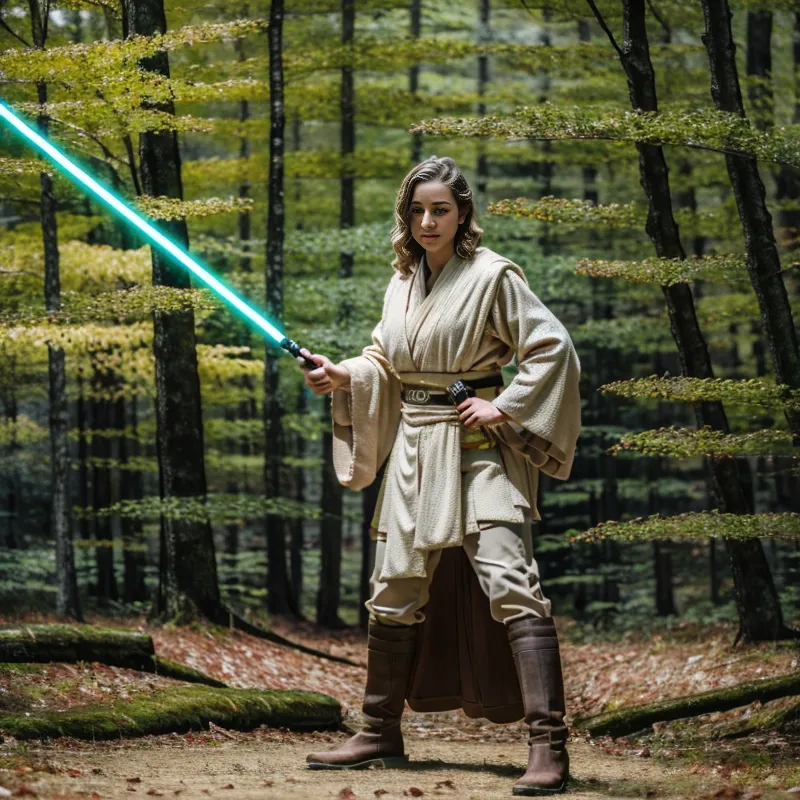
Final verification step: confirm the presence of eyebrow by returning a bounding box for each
[410,200,451,205]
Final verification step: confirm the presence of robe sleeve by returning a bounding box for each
[489,269,581,480]
[330,280,403,491]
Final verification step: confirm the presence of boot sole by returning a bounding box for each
[512,781,567,796]
[307,756,409,770]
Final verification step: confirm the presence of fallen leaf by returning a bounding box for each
[68,769,83,777]
[145,791,164,798]
[406,790,424,798]
[338,790,357,800]
[127,778,143,784]
[14,787,37,798]
[434,780,455,790]
[222,785,234,790]
[374,791,388,798]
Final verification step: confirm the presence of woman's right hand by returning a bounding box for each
[298,348,351,395]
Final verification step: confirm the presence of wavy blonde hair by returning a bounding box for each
[390,156,483,278]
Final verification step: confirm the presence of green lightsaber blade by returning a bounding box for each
[0,99,316,369]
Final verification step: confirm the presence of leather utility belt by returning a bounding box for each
[400,373,504,450]
[400,373,504,406]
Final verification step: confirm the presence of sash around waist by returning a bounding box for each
[396,369,503,390]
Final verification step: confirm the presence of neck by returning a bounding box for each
[425,243,455,272]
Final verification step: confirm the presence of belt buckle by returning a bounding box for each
[405,387,431,404]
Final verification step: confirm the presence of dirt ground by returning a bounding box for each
[4,731,763,800]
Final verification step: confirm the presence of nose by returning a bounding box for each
[422,211,436,228]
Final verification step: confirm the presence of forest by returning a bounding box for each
[0,0,798,797]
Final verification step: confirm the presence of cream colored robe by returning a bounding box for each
[331,246,581,582]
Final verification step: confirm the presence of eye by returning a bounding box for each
[434,208,448,215]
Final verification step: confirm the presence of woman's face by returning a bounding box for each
[409,181,467,260]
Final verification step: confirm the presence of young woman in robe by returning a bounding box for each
[297,156,581,796]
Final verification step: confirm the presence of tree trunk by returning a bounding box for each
[3,364,20,550]
[288,390,307,618]
[409,0,422,164]
[776,13,800,251]
[122,0,220,622]
[264,0,293,618]
[536,12,554,256]
[595,0,790,642]
[76,365,91,563]
[476,0,490,202]
[746,10,773,129]
[701,0,800,441]
[318,396,345,628]
[120,394,147,604]
[91,356,118,600]
[28,0,81,620]
[316,0,356,628]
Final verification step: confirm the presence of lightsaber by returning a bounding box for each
[0,99,317,370]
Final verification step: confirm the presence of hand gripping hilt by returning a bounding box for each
[280,337,319,370]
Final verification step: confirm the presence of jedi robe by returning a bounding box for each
[330,245,581,722]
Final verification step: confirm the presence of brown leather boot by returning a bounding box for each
[507,615,569,796]
[306,620,417,769]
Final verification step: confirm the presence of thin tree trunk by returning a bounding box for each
[91,356,118,600]
[28,0,81,619]
[590,0,791,641]
[317,0,355,628]
[701,0,800,442]
[288,390,306,618]
[746,11,773,129]
[318,399,345,628]
[409,0,422,164]
[476,0,490,202]
[3,363,20,550]
[76,365,91,565]
[122,0,220,622]
[264,0,293,618]
[120,394,147,603]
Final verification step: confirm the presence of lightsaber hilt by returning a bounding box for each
[280,337,319,370]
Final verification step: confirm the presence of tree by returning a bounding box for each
[27,0,82,621]
[121,0,221,622]
[700,0,800,443]
[264,0,295,618]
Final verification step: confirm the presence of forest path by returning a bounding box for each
[29,733,715,800]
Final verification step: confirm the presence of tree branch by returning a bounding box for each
[646,0,671,40]
[0,15,31,47]
[586,0,624,60]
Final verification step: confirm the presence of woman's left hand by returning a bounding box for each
[457,397,512,429]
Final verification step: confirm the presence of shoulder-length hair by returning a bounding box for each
[390,156,483,279]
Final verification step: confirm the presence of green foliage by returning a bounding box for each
[600,376,800,411]
[572,511,800,545]
[611,426,796,459]
[412,104,800,168]
[575,254,774,287]
[75,493,363,524]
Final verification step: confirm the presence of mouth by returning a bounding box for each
[421,234,439,241]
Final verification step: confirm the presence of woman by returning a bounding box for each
[298,156,581,796]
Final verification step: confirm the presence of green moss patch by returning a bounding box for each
[0,685,341,740]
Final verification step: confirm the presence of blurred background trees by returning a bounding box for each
[0,0,797,639]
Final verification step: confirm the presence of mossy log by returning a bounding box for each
[0,625,225,687]
[716,696,800,739]
[0,685,341,740]
[574,670,800,738]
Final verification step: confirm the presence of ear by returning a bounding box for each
[458,212,467,225]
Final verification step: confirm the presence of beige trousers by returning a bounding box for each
[365,521,552,627]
